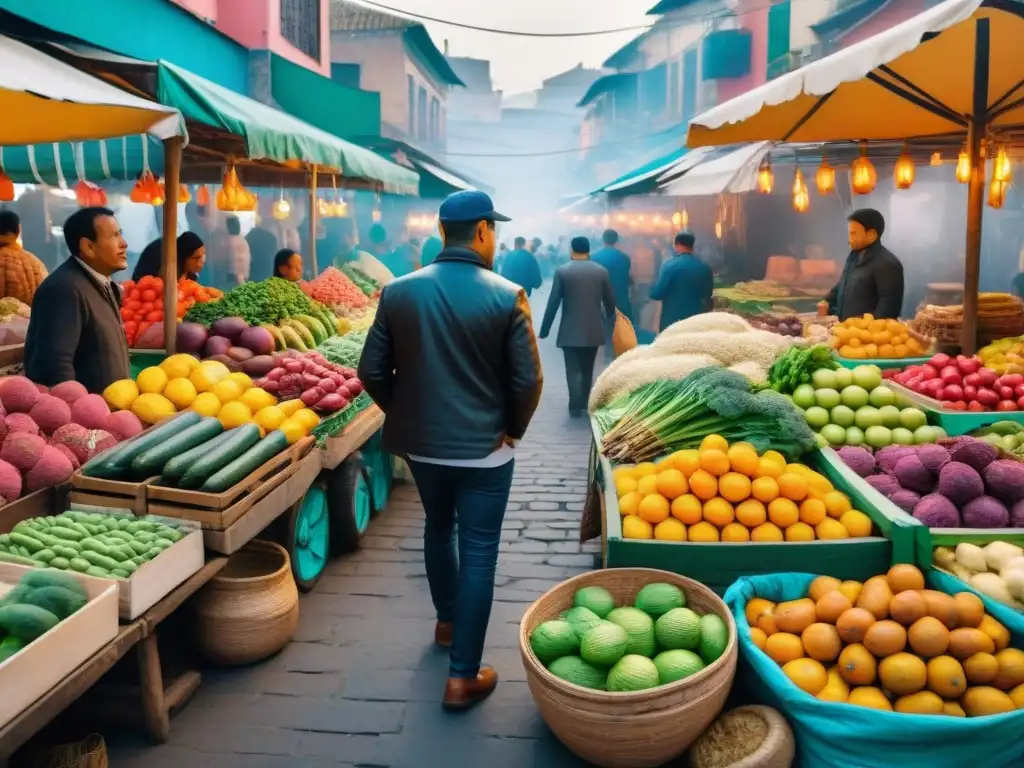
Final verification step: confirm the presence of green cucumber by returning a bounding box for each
[85,566,110,578]
[34,549,55,564]
[178,424,262,490]
[130,418,226,479]
[0,552,39,567]
[160,429,240,484]
[81,551,120,571]
[48,525,84,542]
[69,558,91,573]
[82,411,202,479]
[200,431,290,493]
[80,539,111,556]
[51,544,78,559]
[49,557,70,570]
[9,532,44,554]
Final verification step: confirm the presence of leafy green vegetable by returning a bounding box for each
[339,265,379,297]
[311,391,373,442]
[184,278,328,327]
[767,344,838,394]
[317,331,368,369]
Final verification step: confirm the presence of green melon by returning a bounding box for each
[530,620,579,664]
[655,607,701,650]
[634,582,686,617]
[547,655,608,690]
[607,654,660,692]
[580,621,629,667]
[653,649,706,685]
[606,606,656,658]
[698,614,729,665]
[573,586,615,618]
[564,605,603,639]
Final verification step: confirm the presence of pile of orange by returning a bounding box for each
[750,563,1024,715]
[613,435,873,543]
[829,313,925,360]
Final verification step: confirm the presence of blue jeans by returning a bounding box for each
[407,458,515,679]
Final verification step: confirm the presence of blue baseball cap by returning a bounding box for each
[438,190,511,223]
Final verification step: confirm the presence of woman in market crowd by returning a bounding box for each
[131,231,206,283]
[825,208,905,321]
[25,207,130,394]
[272,248,303,282]
[0,210,48,306]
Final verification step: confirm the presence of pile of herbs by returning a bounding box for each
[767,344,838,394]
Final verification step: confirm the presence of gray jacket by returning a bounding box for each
[539,260,616,348]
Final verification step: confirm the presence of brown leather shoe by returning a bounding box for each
[443,665,498,710]
[434,621,453,648]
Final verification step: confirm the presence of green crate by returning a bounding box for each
[889,381,1024,434]
[594,420,919,594]
[836,355,930,370]
[129,350,167,379]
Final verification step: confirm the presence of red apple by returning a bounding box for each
[1015,383,1024,399]
[930,353,951,368]
[923,378,944,395]
[919,364,938,380]
[999,385,1015,401]
[940,366,962,385]
[963,385,978,401]
[976,388,1000,408]
[1001,373,1024,388]
[957,356,982,375]
[941,384,964,401]
[906,376,923,391]
[964,372,983,388]
[1017,395,1024,410]
[968,400,985,412]
[979,368,998,386]
[997,400,1019,411]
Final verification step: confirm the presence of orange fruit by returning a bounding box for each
[654,518,687,541]
[670,494,703,525]
[621,515,654,539]
[768,498,799,528]
[763,450,787,466]
[765,632,805,664]
[655,469,688,500]
[634,462,658,477]
[783,658,829,695]
[615,475,639,497]
[637,494,670,524]
[655,456,676,472]
[799,498,827,525]
[703,498,735,527]
[824,491,852,518]
[700,434,729,452]
[688,469,718,501]
[756,458,784,478]
[751,476,780,503]
[721,522,751,542]
[751,522,784,542]
[816,518,850,540]
[805,471,833,495]
[671,449,701,477]
[840,509,873,537]
[618,491,642,517]
[637,475,659,497]
[735,499,767,528]
[848,686,892,711]
[750,626,768,650]
[688,521,720,542]
[699,449,731,477]
[727,443,760,476]
[746,597,776,628]
[785,522,815,541]
[718,472,752,503]
[777,472,809,501]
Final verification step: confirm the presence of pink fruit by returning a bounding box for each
[1,433,46,472]
[1000,385,1015,401]
[25,445,74,492]
[941,384,964,401]
[301,373,321,390]
[976,388,1000,408]
[300,388,322,407]
[963,385,978,402]
[979,368,998,387]
[1000,374,1024,388]
[5,413,39,436]
[920,365,938,380]
[997,400,1019,412]
[940,366,962,384]
[284,360,304,374]
[930,353,951,368]
[50,380,89,405]
[0,376,41,413]
[968,401,985,412]
[964,372,983,388]
[70,394,110,430]
[29,395,72,435]
[105,411,143,442]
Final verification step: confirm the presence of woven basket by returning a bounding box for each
[519,568,738,768]
[688,706,795,768]
[193,539,299,665]
[29,734,107,768]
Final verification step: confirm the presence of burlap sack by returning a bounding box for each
[611,310,638,357]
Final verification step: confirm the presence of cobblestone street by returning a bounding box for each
[107,289,606,767]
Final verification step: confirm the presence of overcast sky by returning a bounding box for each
[370,0,653,94]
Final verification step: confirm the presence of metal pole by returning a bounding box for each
[960,18,990,356]
[309,165,319,275]
[161,136,183,355]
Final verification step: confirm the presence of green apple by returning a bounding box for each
[831,405,856,428]
[845,426,865,446]
[834,368,854,388]
[811,369,839,390]
[852,365,883,391]
[820,424,848,446]
[854,406,883,430]
[864,425,893,449]
[891,427,915,446]
[792,384,817,410]
[878,405,903,429]
[815,388,842,409]
[869,386,897,408]
[913,425,939,444]
[805,406,831,429]
[898,407,927,430]
[841,385,870,409]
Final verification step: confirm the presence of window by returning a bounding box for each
[417,86,428,140]
[280,0,321,61]
[668,61,681,117]
[767,0,792,76]
[682,49,698,123]
[429,96,439,142]
[408,75,416,133]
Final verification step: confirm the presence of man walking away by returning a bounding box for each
[539,236,616,417]
[590,228,633,359]
[650,230,714,332]
[500,236,542,297]
[358,190,543,710]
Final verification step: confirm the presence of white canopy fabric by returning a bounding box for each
[655,146,719,186]
[661,143,772,197]
[0,34,184,145]
[686,0,1023,146]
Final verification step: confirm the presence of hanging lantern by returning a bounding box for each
[955,150,971,183]
[792,169,809,212]
[130,172,154,204]
[149,178,166,207]
[894,147,915,190]
[756,158,774,194]
[815,159,835,195]
[989,178,1008,209]
[714,221,723,239]
[994,145,1012,184]
[196,184,210,207]
[792,168,807,195]
[74,180,107,207]
[0,171,13,203]
[178,185,191,204]
[851,147,877,195]
[930,152,942,166]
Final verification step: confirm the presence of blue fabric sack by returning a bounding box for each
[724,571,1024,768]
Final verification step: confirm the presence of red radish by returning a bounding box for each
[979,368,998,386]
[284,360,304,374]
[301,373,321,390]
[976,388,1000,408]
[997,400,1018,411]
[1000,373,1024,387]
[942,384,964,401]
[300,389,323,407]
[929,353,951,368]
[919,365,938,380]
[963,385,978,402]
[315,393,348,412]
[262,380,281,394]
[318,378,338,393]
[940,367,962,385]
[999,385,1015,401]
[964,372,983,388]
[968,401,985,412]
[957,357,982,375]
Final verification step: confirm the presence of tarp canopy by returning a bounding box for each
[353,136,490,198]
[0,34,183,145]
[599,147,689,195]
[156,61,418,194]
[686,0,1024,146]
[661,142,772,196]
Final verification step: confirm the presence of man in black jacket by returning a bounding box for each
[358,190,543,710]
[25,207,130,394]
[826,209,905,320]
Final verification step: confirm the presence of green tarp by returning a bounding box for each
[0,135,163,186]
[269,54,380,141]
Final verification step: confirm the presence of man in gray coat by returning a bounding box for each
[539,236,616,417]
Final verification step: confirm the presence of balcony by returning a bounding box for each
[767,43,829,80]
[701,29,753,81]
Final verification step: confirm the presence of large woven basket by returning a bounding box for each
[193,539,299,665]
[519,568,738,768]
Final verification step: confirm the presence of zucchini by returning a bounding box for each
[81,551,120,571]
[9,532,44,554]
[82,411,202,479]
[200,431,290,493]
[178,425,262,490]
[49,557,70,570]
[0,552,39,567]
[160,430,240,484]
[47,525,84,542]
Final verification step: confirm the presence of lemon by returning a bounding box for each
[278,417,306,444]
[130,393,176,424]
[227,372,253,391]
[163,378,198,410]
[622,515,654,540]
[218,401,253,429]
[189,360,230,392]
[160,354,200,379]
[211,379,244,404]
[240,387,278,412]
[136,366,169,395]
[103,379,139,411]
[253,405,286,432]
[293,408,320,430]
[191,392,221,417]
[278,399,304,417]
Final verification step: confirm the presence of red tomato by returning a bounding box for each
[141,289,157,302]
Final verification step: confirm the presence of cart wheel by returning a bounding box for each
[286,482,330,592]
[327,456,375,554]
[365,445,393,512]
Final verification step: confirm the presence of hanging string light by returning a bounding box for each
[851,144,877,195]
[894,144,915,190]
[371,192,383,223]
[993,144,1012,184]
[988,178,1008,209]
[955,148,972,183]
[670,209,689,229]
[272,185,291,220]
[715,221,723,239]
[815,158,835,195]
[756,157,774,194]
[792,168,809,212]
[196,184,210,207]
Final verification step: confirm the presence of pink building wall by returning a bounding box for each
[717,5,770,104]
[839,0,927,47]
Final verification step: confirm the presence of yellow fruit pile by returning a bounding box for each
[978,336,1024,375]
[751,564,1024,716]
[614,435,873,543]
[103,354,319,442]
[829,314,925,360]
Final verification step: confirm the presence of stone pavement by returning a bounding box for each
[105,288,608,767]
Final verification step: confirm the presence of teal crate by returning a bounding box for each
[889,381,1024,434]
[129,350,167,379]
[836,355,929,371]
[594,420,918,594]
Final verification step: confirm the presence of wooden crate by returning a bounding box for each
[146,437,318,530]
[320,405,385,470]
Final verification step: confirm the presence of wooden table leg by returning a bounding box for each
[136,632,170,743]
